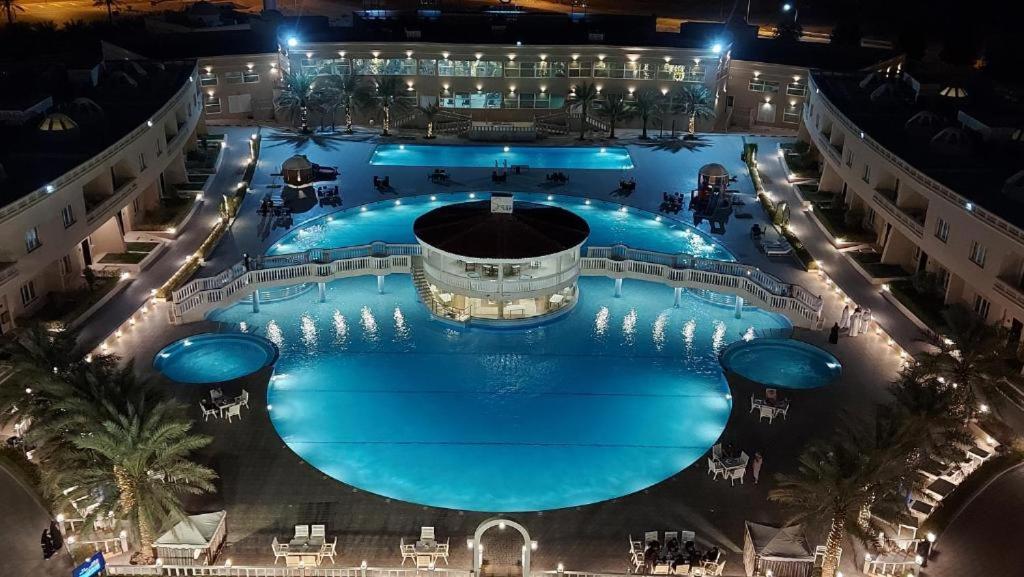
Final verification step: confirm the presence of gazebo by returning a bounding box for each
[743,522,816,577]
[281,154,315,187]
[153,511,227,566]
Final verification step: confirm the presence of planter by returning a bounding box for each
[881,288,938,337]
[67,278,132,330]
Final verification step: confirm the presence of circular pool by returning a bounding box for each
[154,333,278,384]
[719,338,841,389]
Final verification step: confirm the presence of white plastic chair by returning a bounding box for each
[237,389,250,409]
[294,525,310,540]
[320,537,337,565]
[224,403,242,423]
[775,401,790,420]
[711,443,723,461]
[416,554,433,569]
[644,531,658,545]
[758,405,775,424]
[435,537,450,565]
[311,524,325,539]
[271,537,289,564]
[749,394,759,413]
[420,526,435,541]
[400,538,416,565]
[210,388,223,401]
[728,468,745,486]
[765,388,778,402]
[200,401,218,422]
[707,457,723,480]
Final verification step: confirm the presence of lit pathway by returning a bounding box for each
[0,465,72,577]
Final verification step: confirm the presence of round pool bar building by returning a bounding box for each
[413,194,589,324]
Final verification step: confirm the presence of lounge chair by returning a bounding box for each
[421,526,435,542]
[237,389,250,409]
[311,524,325,539]
[644,531,659,545]
[400,538,416,565]
[762,239,793,256]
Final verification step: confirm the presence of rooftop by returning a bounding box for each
[812,68,1024,229]
[413,199,590,259]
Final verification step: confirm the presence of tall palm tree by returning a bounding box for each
[47,392,216,558]
[92,0,123,25]
[886,365,973,465]
[274,69,316,133]
[357,76,408,136]
[674,84,716,137]
[2,0,24,23]
[915,304,1016,408]
[418,102,441,139]
[632,90,662,140]
[318,74,358,132]
[596,94,634,139]
[770,419,914,577]
[568,82,600,141]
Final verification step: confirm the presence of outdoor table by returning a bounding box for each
[288,537,324,552]
[719,456,743,470]
[925,477,957,501]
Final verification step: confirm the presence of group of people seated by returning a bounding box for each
[644,539,721,573]
[660,192,685,214]
[546,171,569,183]
[428,169,451,183]
[317,184,341,207]
[491,170,509,183]
[618,178,637,192]
[373,175,391,190]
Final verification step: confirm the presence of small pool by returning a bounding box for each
[720,338,841,389]
[370,144,634,170]
[154,333,278,384]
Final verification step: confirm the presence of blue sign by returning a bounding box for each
[72,552,106,577]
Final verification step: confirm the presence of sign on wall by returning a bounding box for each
[490,193,514,214]
[72,552,105,577]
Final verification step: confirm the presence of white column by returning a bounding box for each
[734,296,744,319]
[673,287,682,308]
[377,275,385,294]
[252,290,260,313]
[318,282,326,302]
[614,278,623,298]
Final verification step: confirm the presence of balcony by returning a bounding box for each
[872,193,923,238]
[874,186,898,204]
[0,262,18,287]
[995,276,1024,311]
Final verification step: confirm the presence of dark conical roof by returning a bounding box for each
[414,200,590,259]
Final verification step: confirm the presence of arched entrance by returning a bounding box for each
[470,518,536,577]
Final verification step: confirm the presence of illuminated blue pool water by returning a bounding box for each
[720,339,841,389]
[211,277,789,511]
[370,144,634,170]
[270,193,732,261]
[153,333,278,384]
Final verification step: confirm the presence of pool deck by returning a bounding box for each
[81,127,916,575]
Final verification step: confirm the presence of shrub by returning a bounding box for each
[793,140,810,154]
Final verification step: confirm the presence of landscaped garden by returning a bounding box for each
[134,194,196,231]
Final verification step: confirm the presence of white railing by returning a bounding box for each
[581,245,823,326]
[421,261,579,296]
[108,565,473,577]
[0,63,200,224]
[170,243,821,326]
[170,243,420,323]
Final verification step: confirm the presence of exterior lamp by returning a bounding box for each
[711,43,722,54]
[287,37,298,47]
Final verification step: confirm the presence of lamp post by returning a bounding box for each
[781,2,799,23]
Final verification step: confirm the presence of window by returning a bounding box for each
[748,79,780,93]
[844,149,855,167]
[504,61,521,78]
[969,241,987,267]
[686,63,706,82]
[786,82,807,97]
[25,227,41,253]
[61,204,75,228]
[204,97,222,114]
[417,59,436,76]
[866,207,876,227]
[351,58,417,76]
[592,60,610,78]
[568,60,587,78]
[934,217,949,242]
[199,73,217,86]
[439,92,502,109]
[59,254,73,276]
[19,281,36,306]
[783,104,801,124]
[657,63,686,81]
[973,295,991,320]
[138,152,147,172]
[862,163,871,183]
[223,71,243,84]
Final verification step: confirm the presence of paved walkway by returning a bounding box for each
[1,465,72,577]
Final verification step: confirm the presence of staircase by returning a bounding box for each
[391,110,420,128]
[535,110,569,135]
[411,257,433,305]
[567,110,609,134]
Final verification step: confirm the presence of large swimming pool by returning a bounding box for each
[212,276,789,511]
[270,193,732,261]
[370,144,634,170]
[206,195,790,511]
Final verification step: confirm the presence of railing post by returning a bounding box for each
[734,296,744,319]
[318,282,326,303]
[377,275,385,294]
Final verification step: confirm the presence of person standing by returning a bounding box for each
[839,305,851,330]
[751,452,764,485]
[828,322,840,344]
[850,306,863,337]
[41,529,53,560]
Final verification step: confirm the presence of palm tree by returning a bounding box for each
[47,391,216,558]
[92,0,123,25]
[2,0,24,23]
[317,74,358,132]
[275,69,316,133]
[418,102,441,139]
[774,18,803,43]
[596,94,634,139]
[915,304,1016,407]
[568,82,600,141]
[632,90,662,140]
[770,419,914,577]
[674,84,716,137]
[886,365,973,465]
[357,76,408,136]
